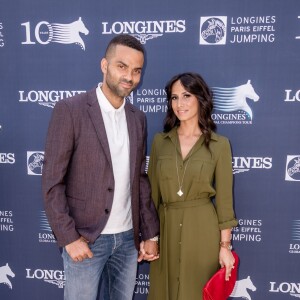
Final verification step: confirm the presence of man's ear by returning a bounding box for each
[101,58,108,74]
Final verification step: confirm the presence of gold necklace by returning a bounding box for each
[175,136,195,197]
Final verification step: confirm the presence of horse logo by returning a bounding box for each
[200,16,227,45]
[47,17,89,50]
[230,276,257,300]
[212,80,259,120]
[285,156,300,181]
[27,151,44,175]
[0,263,15,289]
[40,211,52,232]
[292,220,300,241]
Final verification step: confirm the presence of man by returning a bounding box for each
[42,34,159,300]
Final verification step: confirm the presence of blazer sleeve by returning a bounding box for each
[214,138,238,230]
[42,101,80,247]
[138,116,160,241]
[147,134,161,211]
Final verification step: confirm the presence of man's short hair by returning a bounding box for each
[105,34,145,58]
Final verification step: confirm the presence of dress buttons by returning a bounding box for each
[108,187,113,192]
[105,209,109,214]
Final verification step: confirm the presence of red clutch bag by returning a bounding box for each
[203,251,239,300]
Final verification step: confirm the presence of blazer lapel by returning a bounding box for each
[125,103,137,184]
[86,89,113,168]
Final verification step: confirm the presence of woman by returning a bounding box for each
[147,72,238,300]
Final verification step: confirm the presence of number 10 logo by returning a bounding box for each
[21,21,52,44]
[20,18,89,50]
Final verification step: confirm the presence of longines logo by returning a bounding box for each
[134,273,150,295]
[285,155,300,181]
[230,276,257,299]
[270,281,300,298]
[21,17,89,50]
[102,20,186,44]
[289,220,300,254]
[0,263,15,289]
[284,89,300,102]
[126,88,167,113]
[200,15,276,45]
[0,22,4,47]
[19,90,86,108]
[39,211,56,243]
[232,157,272,174]
[27,151,44,176]
[0,210,14,232]
[211,80,259,125]
[232,219,262,242]
[26,268,65,288]
[0,153,15,164]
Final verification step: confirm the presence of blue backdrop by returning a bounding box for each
[1,0,300,299]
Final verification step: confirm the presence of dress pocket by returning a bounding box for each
[192,159,215,183]
[158,155,175,180]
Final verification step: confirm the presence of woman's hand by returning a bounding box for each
[219,247,235,281]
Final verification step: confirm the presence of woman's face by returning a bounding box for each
[171,80,199,124]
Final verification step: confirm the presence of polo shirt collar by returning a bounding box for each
[96,82,125,113]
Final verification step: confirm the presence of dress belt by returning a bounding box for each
[160,197,211,209]
[158,197,211,299]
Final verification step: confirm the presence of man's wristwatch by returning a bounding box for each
[149,236,159,242]
[220,241,232,250]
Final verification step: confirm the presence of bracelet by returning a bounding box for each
[220,241,232,250]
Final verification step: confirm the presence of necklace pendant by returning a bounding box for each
[177,189,183,197]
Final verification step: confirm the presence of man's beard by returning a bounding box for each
[106,73,135,98]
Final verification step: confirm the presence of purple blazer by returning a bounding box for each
[42,88,159,248]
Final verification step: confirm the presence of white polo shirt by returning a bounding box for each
[96,83,132,234]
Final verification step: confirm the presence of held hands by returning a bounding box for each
[65,236,94,262]
[138,240,159,262]
[219,247,235,281]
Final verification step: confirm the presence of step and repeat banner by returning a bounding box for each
[1,0,300,299]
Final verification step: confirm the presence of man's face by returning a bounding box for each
[101,44,144,100]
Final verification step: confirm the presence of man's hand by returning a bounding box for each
[65,236,93,262]
[138,240,159,262]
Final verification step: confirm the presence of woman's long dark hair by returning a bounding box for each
[164,72,216,148]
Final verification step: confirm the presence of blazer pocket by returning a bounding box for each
[67,196,86,210]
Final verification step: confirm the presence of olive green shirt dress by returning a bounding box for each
[148,127,238,300]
